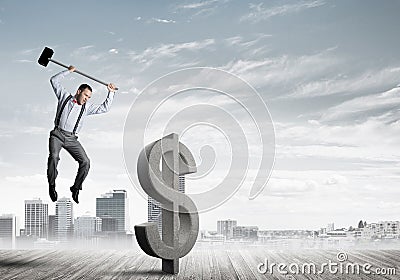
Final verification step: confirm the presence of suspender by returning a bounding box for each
[73,103,86,134]
[55,95,73,127]
[55,95,86,134]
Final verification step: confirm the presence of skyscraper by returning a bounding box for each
[0,214,17,249]
[74,214,102,239]
[148,176,185,234]
[96,190,129,232]
[24,199,48,239]
[217,219,237,240]
[48,215,56,241]
[55,197,73,242]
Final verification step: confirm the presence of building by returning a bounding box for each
[55,198,73,242]
[96,190,129,232]
[199,230,225,242]
[148,197,162,234]
[326,229,347,238]
[148,176,185,234]
[362,223,379,239]
[100,216,117,232]
[377,221,399,238]
[327,223,335,232]
[233,226,259,241]
[217,219,237,240]
[0,214,17,249]
[24,199,48,239]
[74,214,102,239]
[48,215,56,241]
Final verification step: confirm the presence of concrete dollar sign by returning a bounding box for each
[134,133,199,274]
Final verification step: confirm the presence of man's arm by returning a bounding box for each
[86,83,117,115]
[50,66,75,99]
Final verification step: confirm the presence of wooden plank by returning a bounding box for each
[0,248,398,279]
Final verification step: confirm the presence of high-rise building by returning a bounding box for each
[48,215,56,241]
[148,176,185,234]
[327,223,335,232]
[0,214,17,249]
[55,198,73,242]
[74,214,102,239]
[100,216,117,232]
[233,226,259,241]
[24,199,48,239]
[377,221,399,237]
[96,190,129,232]
[217,219,237,240]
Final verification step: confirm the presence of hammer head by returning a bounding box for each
[38,47,54,67]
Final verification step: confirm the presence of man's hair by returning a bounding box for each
[78,84,92,92]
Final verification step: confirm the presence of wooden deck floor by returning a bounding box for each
[0,247,398,279]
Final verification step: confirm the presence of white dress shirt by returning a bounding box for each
[50,70,115,134]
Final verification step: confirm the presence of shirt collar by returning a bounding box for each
[72,94,79,104]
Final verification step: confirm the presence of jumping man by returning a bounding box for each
[47,66,116,203]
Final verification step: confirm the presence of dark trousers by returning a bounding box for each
[47,128,90,190]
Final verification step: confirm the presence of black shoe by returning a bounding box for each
[70,186,79,204]
[49,184,58,202]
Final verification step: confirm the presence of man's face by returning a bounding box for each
[76,88,92,105]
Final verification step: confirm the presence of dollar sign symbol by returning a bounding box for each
[134,133,199,274]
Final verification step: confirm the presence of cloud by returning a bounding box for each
[81,130,123,150]
[149,18,176,24]
[5,174,46,185]
[128,39,215,69]
[70,45,122,63]
[221,46,400,100]
[320,86,400,122]
[241,0,326,22]
[223,34,272,58]
[177,0,219,10]
[70,45,104,62]
[264,177,317,197]
[377,201,400,210]
[20,48,41,56]
[274,117,400,164]
[77,45,94,51]
[221,47,340,88]
[324,174,348,185]
[0,156,8,167]
[3,174,78,191]
[288,66,400,99]
[225,33,272,48]
[14,59,33,63]
[175,0,230,18]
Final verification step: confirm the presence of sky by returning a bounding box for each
[1,0,400,232]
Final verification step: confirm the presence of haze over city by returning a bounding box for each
[1,0,400,233]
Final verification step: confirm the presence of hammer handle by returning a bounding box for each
[49,59,119,90]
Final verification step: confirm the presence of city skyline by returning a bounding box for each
[2,198,399,250]
[1,1,400,231]
[2,191,399,236]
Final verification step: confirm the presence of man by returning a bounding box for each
[47,66,116,204]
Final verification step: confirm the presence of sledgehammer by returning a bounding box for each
[38,47,118,90]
